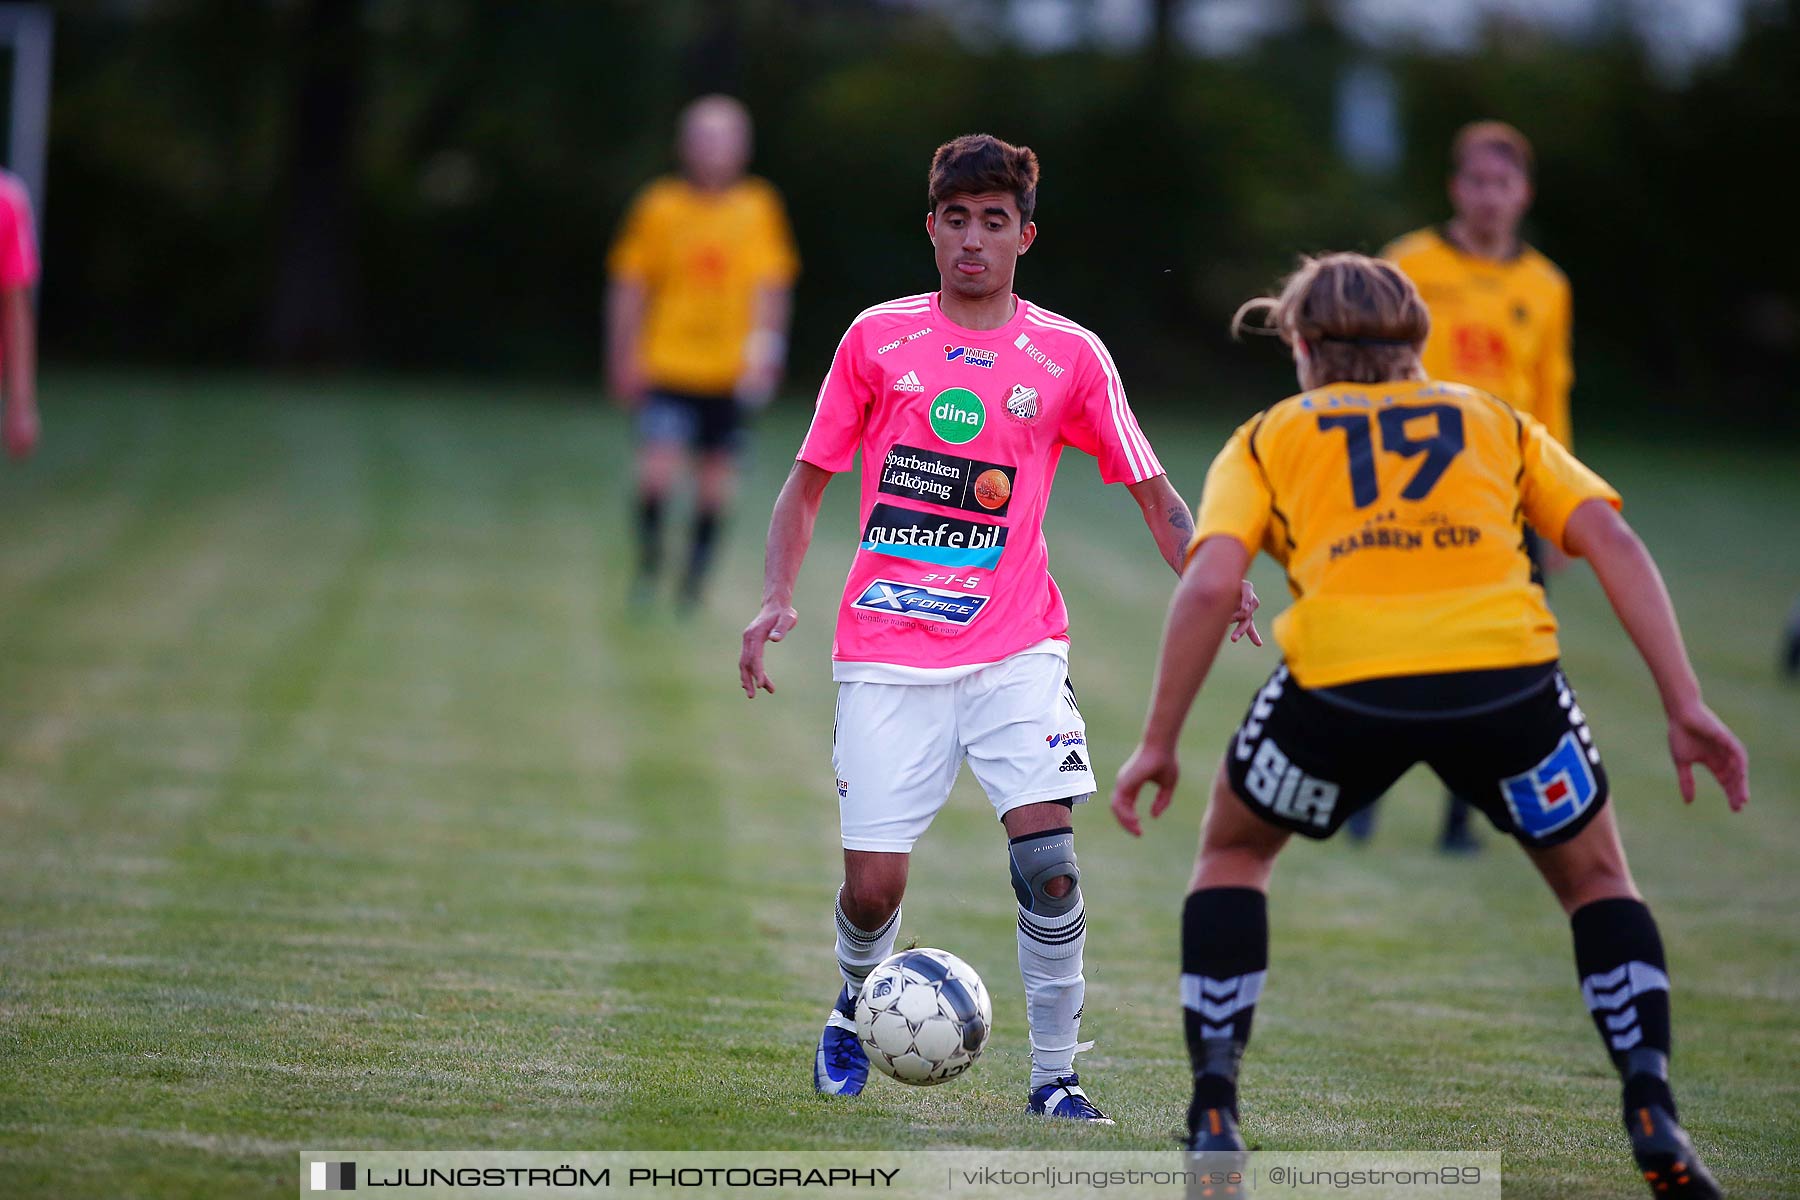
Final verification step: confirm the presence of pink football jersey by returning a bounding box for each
[0,171,38,296]
[798,291,1164,676]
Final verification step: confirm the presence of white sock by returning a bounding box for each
[1017,895,1086,1089]
[835,886,900,998]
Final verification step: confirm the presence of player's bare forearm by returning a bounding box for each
[1126,474,1194,575]
[1564,500,1700,715]
[1,288,36,459]
[760,461,831,607]
[740,461,832,698]
[1565,499,1750,810]
[604,279,647,402]
[1140,536,1253,750]
[737,285,794,408]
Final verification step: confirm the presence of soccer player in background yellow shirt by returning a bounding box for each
[1377,120,1572,850]
[1110,253,1744,1198]
[607,95,799,609]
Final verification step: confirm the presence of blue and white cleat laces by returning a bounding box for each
[1027,1074,1114,1124]
[812,984,868,1096]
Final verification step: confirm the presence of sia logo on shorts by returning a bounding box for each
[929,388,986,445]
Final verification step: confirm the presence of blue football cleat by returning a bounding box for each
[813,985,868,1096]
[1027,1074,1114,1124]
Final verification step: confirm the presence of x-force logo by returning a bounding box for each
[851,580,989,625]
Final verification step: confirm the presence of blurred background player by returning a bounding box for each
[738,134,1257,1121]
[1356,120,1573,852]
[0,167,39,460]
[1112,253,1746,1199]
[606,94,798,609]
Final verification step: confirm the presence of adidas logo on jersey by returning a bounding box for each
[892,371,925,393]
[1058,750,1089,774]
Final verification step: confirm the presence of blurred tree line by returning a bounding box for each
[38,0,1800,433]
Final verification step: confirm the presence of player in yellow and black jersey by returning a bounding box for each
[607,95,799,610]
[1110,253,1746,1199]
[1384,122,1572,454]
[1378,120,1572,851]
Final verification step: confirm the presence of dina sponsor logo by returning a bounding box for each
[878,443,1016,517]
[852,579,990,626]
[1011,333,1067,378]
[927,387,986,445]
[944,344,997,369]
[860,503,1007,570]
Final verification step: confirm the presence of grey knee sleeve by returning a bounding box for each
[1009,827,1080,916]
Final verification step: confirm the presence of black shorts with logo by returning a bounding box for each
[637,389,746,455]
[1224,660,1609,848]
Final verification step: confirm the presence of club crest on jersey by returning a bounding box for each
[1500,730,1599,838]
[1004,383,1041,423]
[852,580,989,626]
[944,344,996,369]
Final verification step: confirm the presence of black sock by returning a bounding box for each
[1571,897,1677,1120]
[1441,795,1472,840]
[636,494,664,581]
[684,509,722,598]
[1181,887,1268,1129]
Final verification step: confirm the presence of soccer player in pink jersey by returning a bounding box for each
[0,170,39,460]
[738,134,1260,1117]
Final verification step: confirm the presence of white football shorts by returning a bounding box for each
[832,647,1095,853]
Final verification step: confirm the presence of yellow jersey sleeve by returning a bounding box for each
[1518,414,1620,552]
[1187,418,1273,565]
[605,184,667,282]
[1533,274,1574,448]
[746,185,800,287]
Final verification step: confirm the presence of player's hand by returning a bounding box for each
[734,366,779,413]
[739,602,799,698]
[3,402,38,460]
[1111,742,1180,837]
[607,364,646,411]
[1229,580,1263,646]
[1666,701,1749,812]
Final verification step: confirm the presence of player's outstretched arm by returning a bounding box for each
[1112,534,1254,836]
[1125,474,1261,643]
[1,284,37,459]
[1563,499,1749,811]
[1127,474,1200,575]
[603,279,648,409]
[739,461,833,698]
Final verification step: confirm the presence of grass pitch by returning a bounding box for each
[0,374,1795,1198]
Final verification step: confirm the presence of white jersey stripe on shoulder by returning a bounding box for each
[1023,308,1152,478]
[1027,308,1161,477]
[852,294,933,325]
[1024,310,1161,480]
[1023,310,1140,478]
[1043,313,1161,478]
